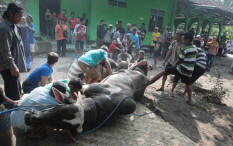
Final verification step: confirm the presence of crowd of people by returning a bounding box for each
[1,2,233,140]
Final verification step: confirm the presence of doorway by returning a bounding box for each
[39,0,61,37]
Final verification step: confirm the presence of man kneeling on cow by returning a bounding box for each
[77,49,113,83]
[129,50,148,76]
[117,48,132,70]
[11,80,84,138]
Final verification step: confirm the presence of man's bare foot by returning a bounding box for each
[169,91,174,97]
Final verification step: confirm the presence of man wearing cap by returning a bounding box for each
[26,15,36,61]
[103,24,113,48]
[156,29,184,91]
[11,81,70,131]
[96,20,106,49]
[0,2,27,100]
[150,27,161,58]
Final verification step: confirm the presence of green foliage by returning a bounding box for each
[223,26,233,40]
[202,67,228,104]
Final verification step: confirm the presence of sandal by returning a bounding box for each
[156,88,164,91]
[169,92,174,97]
[186,101,194,106]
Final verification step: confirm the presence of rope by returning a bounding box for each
[0,112,11,132]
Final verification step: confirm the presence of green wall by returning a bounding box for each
[27,0,176,45]
[27,0,40,36]
[89,0,176,45]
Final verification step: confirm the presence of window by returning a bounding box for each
[148,9,165,32]
[108,0,128,9]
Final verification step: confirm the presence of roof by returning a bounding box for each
[188,0,233,12]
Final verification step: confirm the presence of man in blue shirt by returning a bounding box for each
[22,52,59,93]
[130,28,140,59]
[78,49,113,83]
[26,15,35,61]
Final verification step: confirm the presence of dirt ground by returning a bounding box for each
[0,52,233,146]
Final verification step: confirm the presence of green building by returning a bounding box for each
[27,0,233,46]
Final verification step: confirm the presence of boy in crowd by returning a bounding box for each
[26,15,35,61]
[22,52,59,93]
[96,19,106,48]
[55,18,68,57]
[130,28,140,59]
[162,32,172,59]
[69,12,77,44]
[74,18,86,57]
[150,27,160,58]
[57,9,67,24]
[149,32,197,105]
[153,36,162,67]
[107,38,121,60]
[103,24,113,48]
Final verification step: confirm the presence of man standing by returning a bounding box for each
[103,24,113,48]
[150,27,160,58]
[130,28,140,58]
[125,23,131,36]
[0,3,27,100]
[96,20,106,49]
[57,9,67,24]
[26,15,35,61]
[156,30,184,91]
[69,12,77,44]
[74,18,86,57]
[55,18,68,57]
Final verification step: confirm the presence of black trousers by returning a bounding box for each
[57,39,67,57]
[1,69,21,100]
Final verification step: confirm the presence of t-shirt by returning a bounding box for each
[108,43,117,54]
[151,32,161,46]
[103,30,113,43]
[57,14,67,24]
[196,47,207,69]
[45,79,72,98]
[27,24,35,44]
[118,53,130,61]
[55,24,68,40]
[125,29,132,35]
[10,87,59,130]
[154,42,162,51]
[130,34,140,49]
[76,24,86,41]
[27,63,53,87]
[79,49,108,67]
[69,18,77,29]
[168,40,183,65]
[68,60,85,80]
[117,37,125,47]
[113,31,120,39]
[177,45,197,77]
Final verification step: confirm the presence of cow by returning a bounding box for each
[24,70,149,140]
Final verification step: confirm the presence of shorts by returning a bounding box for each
[165,62,172,69]
[78,60,99,80]
[150,46,154,53]
[75,40,84,50]
[153,50,160,58]
[190,65,206,84]
[30,44,35,53]
[165,67,192,85]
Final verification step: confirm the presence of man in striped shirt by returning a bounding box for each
[149,32,197,105]
[179,40,206,97]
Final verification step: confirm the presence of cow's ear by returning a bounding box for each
[52,87,64,103]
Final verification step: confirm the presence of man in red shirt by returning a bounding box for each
[69,12,77,44]
[74,18,86,57]
[57,9,67,24]
[107,39,121,59]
